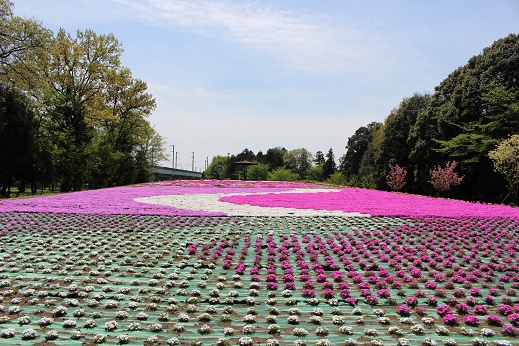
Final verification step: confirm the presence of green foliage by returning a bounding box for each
[305,164,323,181]
[360,173,378,189]
[409,34,519,200]
[0,7,164,193]
[284,148,312,178]
[0,0,52,81]
[344,174,377,189]
[378,93,430,190]
[326,172,346,186]
[481,84,519,138]
[268,168,299,182]
[488,134,519,205]
[314,151,325,165]
[339,122,381,177]
[322,148,336,180]
[434,131,496,165]
[263,147,287,170]
[345,174,361,188]
[205,156,228,179]
[247,163,269,181]
[336,34,518,202]
[0,84,35,197]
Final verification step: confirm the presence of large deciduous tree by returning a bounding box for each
[378,93,431,191]
[0,0,51,83]
[284,148,312,179]
[38,28,124,191]
[263,147,287,170]
[339,122,381,177]
[0,2,166,193]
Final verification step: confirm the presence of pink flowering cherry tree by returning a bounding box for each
[429,160,464,193]
[386,164,407,191]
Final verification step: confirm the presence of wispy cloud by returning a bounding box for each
[115,0,394,74]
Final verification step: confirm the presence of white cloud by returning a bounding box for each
[115,0,393,74]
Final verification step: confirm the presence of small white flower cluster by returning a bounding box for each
[293,327,308,336]
[268,324,280,334]
[377,316,390,324]
[471,338,489,346]
[479,328,494,337]
[372,308,385,315]
[410,324,425,334]
[339,325,354,335]
[62,319,77,328]
[45,330,59,340]
[388,326,404,335]
[459,327,475,336]
[436,326,450,336]
[104,320,118,332]
[494,341,513,346]
[149,323,163,332]
[332,315,345,325]
[242,324,255,334]
[266,339,279,346]
[117,334,130,344]
[422,317,435,325]
[243,314,256,323]
[238,336,254,346]
[364,328,378,336]
[70,330,82,340]
[166,338,181,345]
[287,315,299,324]
[0,328,15,339]
[21,328,37,340]
[443,338,457,346]
[198,324,212,334]
[223,327,235,336]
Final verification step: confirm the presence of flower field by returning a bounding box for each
[0,180,518,345]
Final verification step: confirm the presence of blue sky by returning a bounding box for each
[15,0,519,171]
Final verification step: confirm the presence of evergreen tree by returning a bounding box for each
[322,148,336,180]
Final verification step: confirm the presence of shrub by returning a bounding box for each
[268,168,299,181]
[429,161,464,192]
[326,172,346,186]
[386,164,407,191]
[248,163,270,181]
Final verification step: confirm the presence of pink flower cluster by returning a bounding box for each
[220,187,519,219]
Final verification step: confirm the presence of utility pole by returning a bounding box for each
[174,144,175,169]
[175,152,178,169]
[191,152,195,172]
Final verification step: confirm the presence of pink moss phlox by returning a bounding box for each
[220,187,519,219]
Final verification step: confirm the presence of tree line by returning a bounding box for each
[337,34,519,205]
[0,0,167,196]
[205,147,339,183]
[207,34,519,205]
